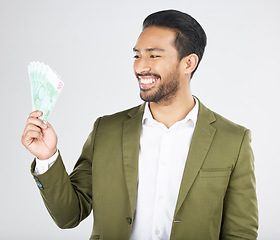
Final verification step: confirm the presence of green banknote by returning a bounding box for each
[28,62,64,123]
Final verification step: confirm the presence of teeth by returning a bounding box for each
[139,78,157,84]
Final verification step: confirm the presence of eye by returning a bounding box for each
[134,55,140,59]
[150,55,160,58]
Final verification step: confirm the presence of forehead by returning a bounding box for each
[134,26,177,51]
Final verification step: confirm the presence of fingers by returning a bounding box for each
[22,111,46,146]
[29,110,43,118]
[27,111,47,130]
[23,122,42,136]
[22,111,58,159]
[22,128,42,146]
[45,121,53,129]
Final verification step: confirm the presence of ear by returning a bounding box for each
[180,53,199,76]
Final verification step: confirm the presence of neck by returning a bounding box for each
[149,93,195,128]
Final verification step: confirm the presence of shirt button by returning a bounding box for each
[155,229,160,235]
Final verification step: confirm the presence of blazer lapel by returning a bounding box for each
[122,104,145,216]
[174,100,216,216]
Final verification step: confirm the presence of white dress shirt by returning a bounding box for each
[130,100,198,240]
[35,100,199,240]
[34,151,57,175]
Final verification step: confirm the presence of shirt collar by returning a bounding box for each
[142,97,199,127]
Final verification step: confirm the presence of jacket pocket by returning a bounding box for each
[199,167,231,178]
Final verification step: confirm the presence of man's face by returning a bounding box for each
[133,26,182,104]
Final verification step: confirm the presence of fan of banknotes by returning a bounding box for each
[28,62,64,123]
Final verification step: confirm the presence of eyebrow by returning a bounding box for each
[133,47,165,52]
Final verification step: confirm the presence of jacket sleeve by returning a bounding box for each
[220,129,258,239]
[31,117,101,229]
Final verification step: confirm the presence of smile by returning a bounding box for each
[140,78,157,84]
[138,76,160,90]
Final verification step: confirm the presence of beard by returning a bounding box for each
[140,70,180,104]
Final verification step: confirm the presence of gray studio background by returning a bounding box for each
[1,0,279,239]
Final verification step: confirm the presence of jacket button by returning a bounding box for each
[126,218,132,225]
[37,182,43,188]
[34,177,44,189]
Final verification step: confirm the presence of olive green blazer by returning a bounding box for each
[31,100,258,240]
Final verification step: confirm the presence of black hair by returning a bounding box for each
[143,10,207,77]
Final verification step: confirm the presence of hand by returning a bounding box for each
[21,111,58,160]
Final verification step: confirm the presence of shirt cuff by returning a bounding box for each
[34,150,59,175]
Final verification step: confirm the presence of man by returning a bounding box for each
[22,10,258,240]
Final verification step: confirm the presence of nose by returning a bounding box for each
[134,57,151,74]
